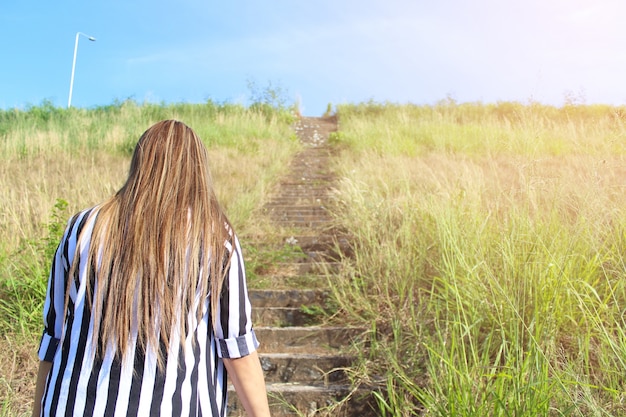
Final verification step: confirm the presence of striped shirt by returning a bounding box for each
[37,207,259,417]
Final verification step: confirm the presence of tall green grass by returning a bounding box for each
[330,101,626,416]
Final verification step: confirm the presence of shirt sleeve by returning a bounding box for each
[213,235,259,359]
[37,210,91,362]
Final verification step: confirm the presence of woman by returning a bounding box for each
[33,120,270,416]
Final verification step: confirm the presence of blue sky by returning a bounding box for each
[2,0,626,115]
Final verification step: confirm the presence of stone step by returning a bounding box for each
[248,236,344,254]
[302,251,341,262]
[300,237,351,257]
[270,219,333,229]
[266,194,332,201]
[264,197,330,205]
[268,209,332,216]
[253,307,324,327]
[225,117,386,416]
[227,382,380,417]
[276,180,333,186]
[269,261,341,276]
[286,236,335,251]
[272,182,331,188]
[268,194,331,202]
[256,326,367,355]
[271,191,332,197]
[276,182,334,189]
[290,150,332,159]
[278,172,333,179]
[249,289,328,308]
[265,203,328,211]
[292,145,332,154]
[289,154,331,161]
[281,177,332,183]
[269,199,331,206]
[249,274,329,290]
[269,209,332,217]
[259,352,353,384]
[270,189,334,197]
[269,216,333,226]
[264,201,331,210]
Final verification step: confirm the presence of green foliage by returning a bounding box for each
[42,199,69,260]
[247,79,289,110]
[327,131,345,145]
[243,242,307,282]
[323,103,334,118]
[336,100,626,157]
[0,199,69,335]
[299,296,338,325]
[246,78,297,123]
[0,95,298,159]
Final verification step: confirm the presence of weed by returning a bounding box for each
[330,101,626,415]
[244,242,307,281]
[323,103,334,118]
[0,199,68,335]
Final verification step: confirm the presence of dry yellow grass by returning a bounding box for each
[0,334,39,416]
[330,102,626,415]
[337,152,626,224]
[0,152,127,251]
[0,105,299,415]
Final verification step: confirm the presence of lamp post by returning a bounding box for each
[68,32,96,108]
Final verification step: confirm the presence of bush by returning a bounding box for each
[0,199,69,335]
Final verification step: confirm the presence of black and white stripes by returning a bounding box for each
[37,207,258,417]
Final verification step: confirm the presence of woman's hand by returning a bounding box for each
[32,360,52,417]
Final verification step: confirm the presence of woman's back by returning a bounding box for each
[34,120,267,417]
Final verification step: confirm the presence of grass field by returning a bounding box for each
[2,99,626,416]
[329,101,626,416]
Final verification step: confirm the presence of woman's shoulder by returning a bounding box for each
[70,205,100,224]
[63,205,101,238]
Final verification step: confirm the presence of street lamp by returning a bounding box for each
[68,32,96,108]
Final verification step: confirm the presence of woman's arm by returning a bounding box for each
[32,360,52,417]
[223,351,270,417]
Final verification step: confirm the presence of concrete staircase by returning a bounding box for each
[228,117,378,416]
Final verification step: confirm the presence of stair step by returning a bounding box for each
[269,189,331,197]
[264,206,330,214]
[294,171,332,177]
[269,213,333,222]
[225,117,385,416]
[265,195,330,202]
[271,219,333,228]
[250,236,345,254]
[253,307,324,327]
[265,197,330,205]
[256,326,367,354]
[227,382,380,417]
[249,289,328,307]
[276,183,334,190]
[286,236,335,251]
[248,274,329,290]
[268,261,341,276]
[267,216,332,225]
[259,352,353,384]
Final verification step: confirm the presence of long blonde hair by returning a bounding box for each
[73,120,232,364]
